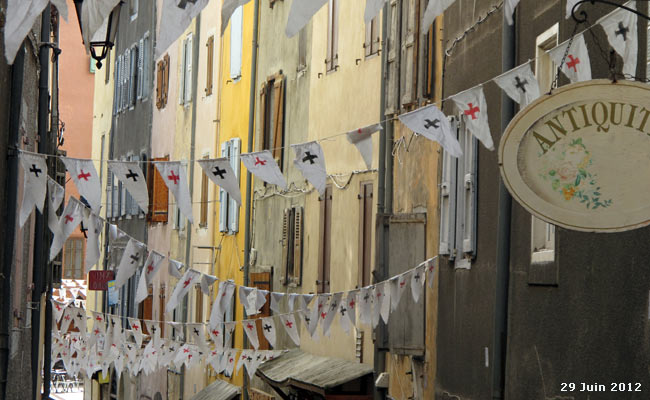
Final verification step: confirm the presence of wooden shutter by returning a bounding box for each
[205,36,214,96]
[358,183,373,288]
[219,141,230,233]
[400,0,419,108]
[271,76,284,162]
[259,82,268,151]
[318,186,332,293]
[439,118,458,257]
[156,59,164,109]
[149,156,169,223]
[194,285,203,322]
[292,207,303,285]
[159,285,166,338]
[200,156,209,227]
[249,272,271,350]
[162,54,170,107]
[139,284,153,334]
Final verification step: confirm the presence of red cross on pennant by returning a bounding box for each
[567,55,580,72]
[400,280,406,288]
[168,170,180,184]
[55,304,61,311]
[147,264,154,273]
[285,320,293,328]
[349,299,355,308]
[94,329,100,335]
[320,312,327,319]
[96,315,103,322]
[464,103,480,120]
[64,215,74,224]
[211,330,219,336]
[77,170,91,181]
[132,324,139,331]
[183,278,192,288]
[183,348,190,353]
[254,157,267,166]
[246,323,254,330]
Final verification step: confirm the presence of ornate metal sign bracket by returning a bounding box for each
[571,0,650,24]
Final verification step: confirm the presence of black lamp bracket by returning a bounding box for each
[571,0,650,24]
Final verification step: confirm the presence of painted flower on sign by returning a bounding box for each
[539,138,612,209]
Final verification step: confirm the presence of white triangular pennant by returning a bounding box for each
[505,0,521,25]
[292,141,328,195]
[240,150,287,189]
[285,0,328,38]
[599,2,637,78]
[18,151,47,227]
[47,177,65,235]
[450,85,494,150]
[548,34,592,83]
[154,161,193,223]
[411,265,425,303]
[198,158,242,205]
[321,292,341,337]
[49,198,84,261]
[51,299,68,323]
[494,62,541,107]
[365,0,386,23]
[156,0,210,57]
[61,157,102,213]
[114,238,145,288]
[270,292,284,313]
[422,0,454,32]
[166,269,202,313]
[279,313,300,346]
[346,123,381,169]
[83,209,103,271]
[242,319,260,350]
[168,258,184,279]
[260,316,276,348]
[399,104,462,157]
[128,317,144,348]
[4,0,49,63]
[108,161,149,213]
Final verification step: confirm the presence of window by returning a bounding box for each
[205,35,214,96]
[532,24,558,264]
[199,155,209,227]
[219,139,241,234]
[400,0,420,107]
[230,6,243,80]
[113,54,121,114]
[358,182,373,288]
[129,0,138,20]
[148,156,169,223]
[364,15,381,57]
[317,185,333,293]
[180,33,193,105]
[122,49,129,111]
[282,207,303,286]
[156,54,170,109]
[138,280,153,333]
[260,73,285,166]
[63,238,85,280]
[159,285,166,337]
[142,33,151,99]
[326,0,339,72]
[137,39,144,100]
[439,116,477,268]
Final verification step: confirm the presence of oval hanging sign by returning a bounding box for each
[499,79,650,232]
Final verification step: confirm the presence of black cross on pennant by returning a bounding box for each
[130,253,140,264]
[212,166,226,179]
[29,164,42,177]
[340,307,347,316]
[80,222,88,239]
[302,152,318,164]
[615,21,629,41]
[514,76,528,93]
[263,324,272,332]
[193,328,200,335]
[424,118,440,129]
[126,169,139,182]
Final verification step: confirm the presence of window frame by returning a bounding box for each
[326,0,340,72]
[229,6,243,80]
[63,237,85,280]
[205,35,214,96]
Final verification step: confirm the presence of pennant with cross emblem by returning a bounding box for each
[61,157,102,213]
[114,238,146,288]
[599,2,637,78]
[198,158,242,205]
[292,141,328,195]
[399,104,462,157]
[154,161,194,223]
[108,160,149,213]
[548,34,592,83]
[18,151,47,227]
[240,150,287,189]
[450,85,494,151]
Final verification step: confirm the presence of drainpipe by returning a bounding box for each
[0,41,25,400]
[32,5,52,399]
[491,8,515,400]
[374,2,393,399]
[243,1,260,399]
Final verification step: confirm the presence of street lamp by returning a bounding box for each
[73,0,123,69]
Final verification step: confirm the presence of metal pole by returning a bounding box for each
[492,7,515,400]
[243,1,260,399]
[32,5,52,399]
[0,41,26,400]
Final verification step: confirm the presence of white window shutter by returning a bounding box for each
[185,34,193,103]
[137,39,144,100]
[122,50,129,111]
[228,138,241,233]
[439,117,458,258]
[112,173,119,218]
[230,6,243,79]
[461,118,478,258]
[106,172,113,219]
[180,38,187,105]
[143,33,150,99]
[120,181,127,217]
[219,141,229,233]
[130,155,141,215]
[113,56,120,115]
[125,49,131,108]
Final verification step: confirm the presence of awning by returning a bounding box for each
[190,378,241,400]
[256,349,374,395]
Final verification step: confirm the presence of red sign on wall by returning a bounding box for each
[88,270,115,291]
